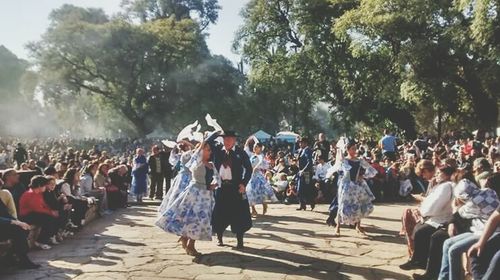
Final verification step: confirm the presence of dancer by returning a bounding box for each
[131,148,148,203]
[246,143,278,217]
[157,140,195,215]
[155,139,219,256]
[329,139,377,236]
[208,130,253,249]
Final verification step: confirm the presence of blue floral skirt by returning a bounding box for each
[158,170,191,214]
[246,173,278,206]
[337,180,375,225]
[155,182,215,241]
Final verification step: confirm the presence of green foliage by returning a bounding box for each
[121,0,220,29]
[29,2,248,136]
[236,0,499,138]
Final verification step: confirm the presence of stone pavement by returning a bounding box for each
[1,202,417,280]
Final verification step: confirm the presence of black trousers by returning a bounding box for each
[67,197,88,226]
[150,173,164,199]
[0,223,29,257]
[212,182,252,235]
[424,228,449,277]
[21,213,58,243]
[411,223,443,265]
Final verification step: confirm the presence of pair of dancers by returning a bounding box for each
[156,117,274,256]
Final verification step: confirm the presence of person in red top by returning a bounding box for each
[19,176,59,250]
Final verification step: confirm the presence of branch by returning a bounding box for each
[68,77,113,97]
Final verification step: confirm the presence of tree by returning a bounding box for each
[30,4,209,135]
[333,0,499,133]
[235,0,417,136]
[121,0,220,29]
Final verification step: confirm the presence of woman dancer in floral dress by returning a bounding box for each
[246,143,278,217]
[155,139,219,256]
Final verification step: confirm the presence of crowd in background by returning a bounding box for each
[1,129,499,276]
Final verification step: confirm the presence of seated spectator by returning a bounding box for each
[435,174,499,280]
[400,164,455,271]
[284,181,299,204]
[273,158,289,175]
[369,156,386,202]
[19,176,59,250]
[313,156,333,203]
[0,189,39,269]
[108,165,129,209]
[467,207,500,280]
[27,160,43,175]
[94,163,111,214]
[59,169,90,228]
[272,173,289,201]
[467,202,500,280]
[399,160,436,258]
[43,176,74,239]
[474,157,492,188]
[1,169,26,211]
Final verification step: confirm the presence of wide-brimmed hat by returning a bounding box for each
[161,140,177,149]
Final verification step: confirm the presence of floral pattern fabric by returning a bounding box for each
[332,159,377,225]
[246,154,278,206]
[155,149,218,241]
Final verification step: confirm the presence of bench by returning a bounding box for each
[0,204,99,255]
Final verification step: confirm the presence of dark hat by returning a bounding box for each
[221,130,238,138]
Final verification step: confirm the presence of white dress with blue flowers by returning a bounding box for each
[155,150,219,241]
[332,158,377,225]
[158,151,193,215]
[246,154,278,206]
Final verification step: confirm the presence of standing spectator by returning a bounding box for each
[380,129,398,161]
[313,133,330,162]
[13,143,28,168]
[147,145,164,200]
[296,137,315,211]
[131,148,148,203]
[160,145,173,197]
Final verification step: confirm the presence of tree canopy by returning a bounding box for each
[4,0,498,138]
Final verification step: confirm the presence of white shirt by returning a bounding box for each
[219,146,235,180]
[420,181,453,228]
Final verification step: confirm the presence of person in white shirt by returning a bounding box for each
[313,156,333,203]
[400,164,456,271]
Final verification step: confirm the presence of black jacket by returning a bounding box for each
[207,132,253,186]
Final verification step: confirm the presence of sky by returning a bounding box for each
[0,0,248,64]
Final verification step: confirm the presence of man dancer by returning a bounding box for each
[296,137,315,211]
[208,131,253,249]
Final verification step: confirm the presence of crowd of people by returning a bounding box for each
[0,137,155,269]
[1,127,499,279]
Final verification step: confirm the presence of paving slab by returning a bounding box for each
[0,203,417,279]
